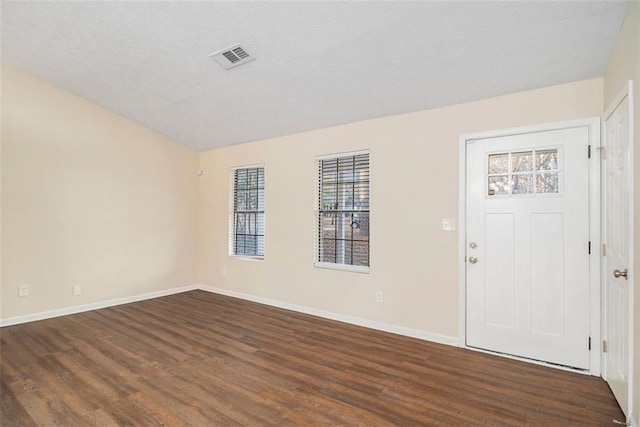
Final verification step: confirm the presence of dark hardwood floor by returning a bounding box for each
[1,290,624,426]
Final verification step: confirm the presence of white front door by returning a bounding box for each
[466,125,592,369]
[602,83,634,418]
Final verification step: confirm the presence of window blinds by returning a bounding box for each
[317,152,370,267]
[231,166,265,257]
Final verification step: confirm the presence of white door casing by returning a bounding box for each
[602,81,634,419]
[458,118,601,374]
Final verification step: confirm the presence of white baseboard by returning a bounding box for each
[199,285,459,347]
[0,283,458,349]
[0,284,199,327]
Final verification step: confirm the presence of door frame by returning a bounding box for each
[601,80,634,417]
[457,117,602,375]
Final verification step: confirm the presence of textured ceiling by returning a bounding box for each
[1,1,630,151]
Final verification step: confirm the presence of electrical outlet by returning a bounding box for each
[376,291,383,303]
[72,285,82,296]
[19,285,29,297]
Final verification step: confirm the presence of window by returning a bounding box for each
[487,148,560,197]
[316,151,370,271]
[230,166,265,258]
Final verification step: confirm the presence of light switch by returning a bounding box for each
[442,218,456,231]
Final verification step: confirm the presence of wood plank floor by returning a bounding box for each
[1,290,624,426]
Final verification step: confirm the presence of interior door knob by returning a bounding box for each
[613,269,628,279]
[468,256,478,264]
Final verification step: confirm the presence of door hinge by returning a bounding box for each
[603,340,608,353]
[588,241,591,254]
[588,337,591,350]
[602,244,608,256]
[588,145,591,158]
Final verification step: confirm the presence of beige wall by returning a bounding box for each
[1,63,199,320]
[1,12,634,412]
[603,0,640,420]
[199,78,603,340]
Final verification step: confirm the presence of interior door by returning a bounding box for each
[602,85,633,418]
[466,126,591,369]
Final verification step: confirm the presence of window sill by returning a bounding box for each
[230,255,264,261]
[314,262,370,274]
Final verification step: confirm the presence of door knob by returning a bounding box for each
[468,256,478,264]
[613,269,628,279]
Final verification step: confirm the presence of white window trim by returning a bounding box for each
[314,150,370,273]
[315,149,370,161]
[314,262,370,274]
[228,163,266,260]
[231,255,264,261]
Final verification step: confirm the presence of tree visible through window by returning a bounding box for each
[487,149,560,197]
[317,152,370,267]
[231,166,264,257]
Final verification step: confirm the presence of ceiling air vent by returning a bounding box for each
[209,44,255,70]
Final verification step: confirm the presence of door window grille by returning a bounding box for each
[488,148,560,197]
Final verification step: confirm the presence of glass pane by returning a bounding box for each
[234,190,245,210]
[351,213,369,241]
[511,151,533,172]
[257,189,265,211]
[248,191,257,210]
[237,191,264,211]
[322,172,338,185]
[512,174,533,194]
[488,175,509,196]
[235,169,247,189]
[338,157,356,182]
[257,213,265,235]
[246,213,255,235]
[246,235,258,254]
[338,185,355,209]
[247,168,257,188]
[257,168,265,187]
[335,239,346,264]
[536,172,559,193]
[354,169,370,182]
[236,234,251,255]
[351,182,370,210]
[536,149,558,171]
[488,153,509,174]
[346,240,369,266]
[321,214,336,239]
[246,192,257,211]
[321,187,337,210]
[320,239,337,263]
[321,159,338,185]
[235,213,246,234]
[256,236,265,255]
